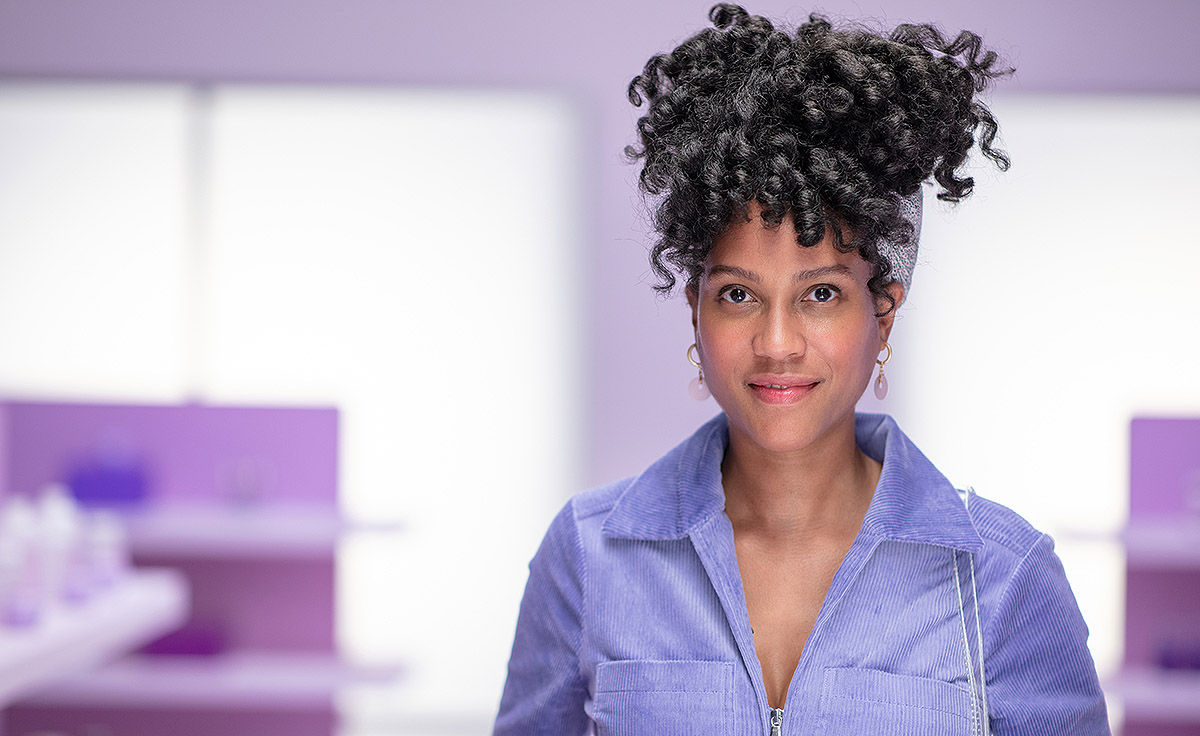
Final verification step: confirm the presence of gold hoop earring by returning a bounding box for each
[687,343,710,401]
[874,341,892,400]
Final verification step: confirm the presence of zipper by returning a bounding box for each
[768,707,784,736]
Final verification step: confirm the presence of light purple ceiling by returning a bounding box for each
[0,0,1195,92]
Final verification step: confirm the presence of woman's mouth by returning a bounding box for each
[747,379,819,405]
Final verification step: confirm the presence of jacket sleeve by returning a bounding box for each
[983,533,1110,735]
[493,502,590,735]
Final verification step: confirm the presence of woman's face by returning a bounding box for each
[687,211,900,458]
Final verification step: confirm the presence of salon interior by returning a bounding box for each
[0,1,1198,734]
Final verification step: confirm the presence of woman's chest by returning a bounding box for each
[578,533,979,735]
[736,534,851,708]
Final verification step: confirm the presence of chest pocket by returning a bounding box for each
[819,667,972,735]
[590,659,733,736]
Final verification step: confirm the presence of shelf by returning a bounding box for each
[18,651,402,710]
[1121,519,1200,568]
[121,503,400,559]
[0,568,189,708]
[1058,519,1200,568]
[1107,666,1200,721]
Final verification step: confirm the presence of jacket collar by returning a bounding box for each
[601,412,983,552]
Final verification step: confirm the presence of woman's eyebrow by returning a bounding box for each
[707,263,853,283]
[707,264,760,282]
[793,265,853,283]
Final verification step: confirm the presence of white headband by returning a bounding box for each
[875,189,923,300]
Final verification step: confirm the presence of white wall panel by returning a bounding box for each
[198,87,581,724]
[0,84,191,400]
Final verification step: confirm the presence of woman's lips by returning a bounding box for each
[747,379,819,405]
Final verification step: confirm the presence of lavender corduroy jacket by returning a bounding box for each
[494,413,1109,735]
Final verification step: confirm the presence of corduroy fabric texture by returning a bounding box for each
[494,413,1109,735]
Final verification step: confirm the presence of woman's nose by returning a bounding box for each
[752,305,805,361]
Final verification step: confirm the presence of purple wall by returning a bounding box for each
[1,0,1198,485]
[1129,417,1200,516]
[0,404,8,503]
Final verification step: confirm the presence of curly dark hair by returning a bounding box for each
[625,3,1011,312]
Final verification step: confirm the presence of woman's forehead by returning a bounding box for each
[705,216,872,281]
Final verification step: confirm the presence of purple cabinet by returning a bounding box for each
[1117,417,1200,734]
[0,400,389,736]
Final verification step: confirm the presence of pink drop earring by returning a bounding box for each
[687,343,710,401]
[874,341,892,400]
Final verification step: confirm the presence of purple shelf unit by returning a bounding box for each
[0,399,341,736]
[0,400,337,508]
[1123,417,1200,736]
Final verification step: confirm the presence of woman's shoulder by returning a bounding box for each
[533,477,639,554]
[958,492,1083,632]
[567,476,636,523]
[961,490,1049,560]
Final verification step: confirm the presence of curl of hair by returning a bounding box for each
[625,3,1012,311]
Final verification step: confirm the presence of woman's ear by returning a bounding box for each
[877,282,905,342]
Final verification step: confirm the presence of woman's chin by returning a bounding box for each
[718,401,860,458]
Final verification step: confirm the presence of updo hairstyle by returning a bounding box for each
[625,3,1012,312]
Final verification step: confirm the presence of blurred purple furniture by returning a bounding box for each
[1119,417,1200,735]
[0,400,345,736]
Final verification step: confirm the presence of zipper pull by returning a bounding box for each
[769,707,784,736]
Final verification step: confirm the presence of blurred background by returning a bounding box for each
[0,1,1198,734]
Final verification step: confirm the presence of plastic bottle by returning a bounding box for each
[83,509,128,591]
[38,483,87,605]
[0,497,42,627]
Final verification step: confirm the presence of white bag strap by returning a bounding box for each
[954,488,991,736]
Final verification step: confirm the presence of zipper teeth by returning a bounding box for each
[769,707,784,736]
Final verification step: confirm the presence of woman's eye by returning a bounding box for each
[806,285,838,303]
[720,287,751,304]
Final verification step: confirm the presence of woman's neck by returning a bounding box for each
[720,424,881,539]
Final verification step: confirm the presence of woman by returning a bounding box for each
[495,5,1109,734]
